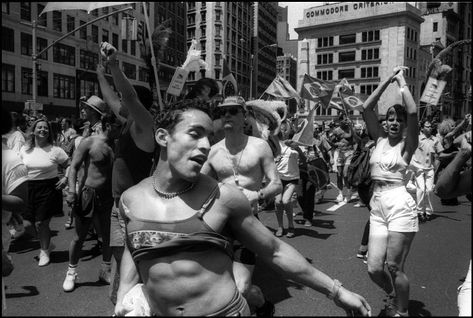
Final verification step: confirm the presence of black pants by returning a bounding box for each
[298,178,316,221]
[357,182,373,246]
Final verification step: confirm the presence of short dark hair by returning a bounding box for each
[185,78,219,100]
[386,104,407,122]
[154,99,212,133]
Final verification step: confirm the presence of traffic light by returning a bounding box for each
[137,22,144,43]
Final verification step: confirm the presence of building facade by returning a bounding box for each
[276,53,298,114]
[295,2,425,121]
[1,2,158,118]
[276,5,298,63]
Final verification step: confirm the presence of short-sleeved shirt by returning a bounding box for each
[275,144,300,180]
[20,145,69,180]
[411,133,444,170]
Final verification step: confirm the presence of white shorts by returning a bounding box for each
[370,186,418,234]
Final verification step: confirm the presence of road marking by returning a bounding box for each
[327,201,347,212]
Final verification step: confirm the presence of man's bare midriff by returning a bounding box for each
[138,249,237,316]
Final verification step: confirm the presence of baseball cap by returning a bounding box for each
[218,96,246,111]
[80,95,107,116]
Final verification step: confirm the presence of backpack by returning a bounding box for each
[346,142,374,188]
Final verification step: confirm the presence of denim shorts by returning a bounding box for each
[370,186,419,234]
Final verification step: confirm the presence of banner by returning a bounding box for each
[300,74,335,107]
[420,77,447,105]
[264,75,301,101]
[292,104,316,147]
[167,67,189,97]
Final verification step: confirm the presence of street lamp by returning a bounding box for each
[250,43,277,100]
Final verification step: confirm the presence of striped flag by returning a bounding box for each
[264,75,301,102]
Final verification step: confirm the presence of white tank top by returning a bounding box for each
[369,137,408,182]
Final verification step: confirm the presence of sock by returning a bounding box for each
[359,245,368,252]
[101,261,111,271]
[68,264,77,273]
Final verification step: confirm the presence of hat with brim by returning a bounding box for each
[81,95,106,116]
[218,96,246,111]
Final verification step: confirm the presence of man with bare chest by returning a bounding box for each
[201,96,282,315]
[63,114,121,292]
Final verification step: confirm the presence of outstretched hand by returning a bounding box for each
[334,287,372,316]
[100,41,118,62]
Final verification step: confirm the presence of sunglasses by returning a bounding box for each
[216,106,242,118]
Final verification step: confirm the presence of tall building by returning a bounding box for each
[252,2,278,100]
[276,5,298,59]
[417,2,471,120]
[276,53,298,113]
[1,2,157,118]
[295,2,425,122]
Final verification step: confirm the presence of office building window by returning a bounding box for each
[53,43,75,66]
[338,69,355,79]
[112,10,119,25]
[317,36,334,48]
[53,11,62,32]
[20,2,31,21]
[2,27,14,52]
[138,66,149,82]
[361,66,379,78]
[122,39,128,53]
[433,22,438,32]
[53,73,75,99]
[361,48,379,60]
[80,50,99,70]
[92,25,98,43]
[123,62,136,80]
[80,79,99,97]
[21,67,32,95]
[67,15,75,33]
[317,53,333,65]
[316,70,333,81]
[339,51,356,62]
[102,29,109,43]
[112,33,119,48]
[37,4,47,27]
[360,84,378,95]
[131,40,136,56]
[80,21,87,40]
[215,69,220,79]
[2,64,15,92]
[362,30,380,42]
[37,71,48,96]
[37,37,48,60]
[21,33,33,56]
[339,33,356,45]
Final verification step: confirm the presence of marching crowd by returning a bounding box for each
[2,41,471,317]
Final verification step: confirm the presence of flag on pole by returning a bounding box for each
[342,93,367,112]
[263,75,301,102]
[328,78,352,113]
[40,2,137,15]
[292,104,316,147]
[300,74,335,107]
[222,58,238,98]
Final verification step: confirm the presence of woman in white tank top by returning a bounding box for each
[361,67,419,317]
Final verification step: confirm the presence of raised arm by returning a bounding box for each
[362,67,405,141]
[97,63,126,124]
[393,70,418,162]
[100,42,154,153]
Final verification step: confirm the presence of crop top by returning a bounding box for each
[123,183,234,264]
[369,137,408,182]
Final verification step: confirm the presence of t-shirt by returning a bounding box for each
[2,131,26,155]
[275,144,300,180]
[411,133,444,170]
[20,145,69,180]
[2,149,28,249]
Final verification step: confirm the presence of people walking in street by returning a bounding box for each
[362,66,419,317]
[63,113,120,292]
[97,41,155,304]
[19,119,70,267]
[202,96,282,315]
[409,120,443,222]
[114,98,371,317]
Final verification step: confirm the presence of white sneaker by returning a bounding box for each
[63,270,78,292]
[336,192,344,203]
[38,250,50,267]
[98,267,111,284]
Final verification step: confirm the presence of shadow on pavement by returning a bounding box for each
[5,286,39,298]
[74,281,110,289]
[408,299,431,317]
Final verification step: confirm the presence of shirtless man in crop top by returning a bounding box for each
[201,96,282,315]
[63,114,122,292]
[114,99,371,316]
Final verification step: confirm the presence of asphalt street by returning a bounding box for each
[3,176,471,316]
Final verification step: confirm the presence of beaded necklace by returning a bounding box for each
[152,176,195,199]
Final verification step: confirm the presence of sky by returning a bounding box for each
[278,2,327,40]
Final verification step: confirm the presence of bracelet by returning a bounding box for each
[400,85,407,93]
[327,279,343,300]
[258,190,264,200]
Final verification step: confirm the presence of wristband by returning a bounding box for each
[258,190,264,200]
[327,279,343,300]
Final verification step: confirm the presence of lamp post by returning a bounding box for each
[250,43,276,100]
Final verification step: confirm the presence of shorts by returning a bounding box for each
[281,179,299,187]
[110,199,126,247]
[74,185,113,219]
[25,178,63,223]
[370,186,418,234]
[336,149,354,167]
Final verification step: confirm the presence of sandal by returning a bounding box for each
[275,228,283,237]
[286,229,295,238]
